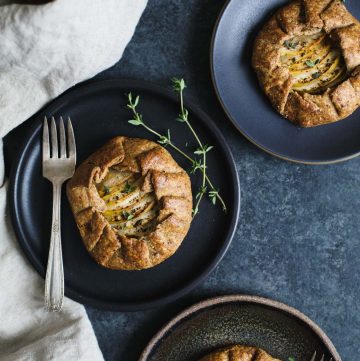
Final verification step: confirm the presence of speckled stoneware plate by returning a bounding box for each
[140,295,342,361]
[9,79,240,311]
[211,0,360,164]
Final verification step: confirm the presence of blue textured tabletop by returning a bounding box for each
[4,1,359,360]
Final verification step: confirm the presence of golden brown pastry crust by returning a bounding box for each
[66,136,193,270]
[252,0,360,127]
[199,345,281,361]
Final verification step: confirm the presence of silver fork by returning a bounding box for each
[43,116,76,312]
[310,351,333,361]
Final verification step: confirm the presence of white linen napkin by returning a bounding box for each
[0,0,147,360]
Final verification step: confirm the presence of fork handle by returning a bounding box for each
[44,182,64,312]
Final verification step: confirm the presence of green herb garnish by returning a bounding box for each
[209,189,220,205]
[122,182,135,194]
[172,78,217,216]
[288,358,295,361]
[306,59,320,68]
[126,80,227,217]
[284,40,298,49]
[306,60,315,67]
[158,129,172,146]
[312,72,321,79]
[122,211,134,221]
[103,186,110,195]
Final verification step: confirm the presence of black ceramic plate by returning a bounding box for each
[140,295,342,361]
[9,79,240,311]
[211,0,360,164]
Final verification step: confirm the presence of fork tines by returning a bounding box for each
[43,116,76,161]
[311,351,333,361]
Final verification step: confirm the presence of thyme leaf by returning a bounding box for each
[122,182,135,194]
[312,72,321,79]
[306,59,320,68]
[122,211,134,221]
[284,40,298,49]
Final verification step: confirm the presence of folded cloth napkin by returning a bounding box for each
[0,0,147,360]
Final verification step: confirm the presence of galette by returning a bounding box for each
[200,345,281,361]
[66,136,193,270]
[253,0,360,127]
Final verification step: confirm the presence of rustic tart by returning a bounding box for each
[66,136,193,270]
[252,0,360,127]
[200,345,281,361]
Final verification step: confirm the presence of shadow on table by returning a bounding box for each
[126,288,253,360]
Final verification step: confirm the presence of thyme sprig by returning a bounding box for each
[172,78,217,215]
[172,78,205,214]
[126,87,227,216]
[127,93,193,161]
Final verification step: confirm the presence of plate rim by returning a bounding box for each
[9,78,241,311]
[210,0,360,165]
[139,294,342,361]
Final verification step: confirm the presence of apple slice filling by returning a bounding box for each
[281,32,347,94]
[97,168,159,237]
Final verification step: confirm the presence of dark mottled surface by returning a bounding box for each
[144,300,334,361]
[3,0,360,361]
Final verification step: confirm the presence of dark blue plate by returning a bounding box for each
[9,79,240,311]
[211,0,360,164]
